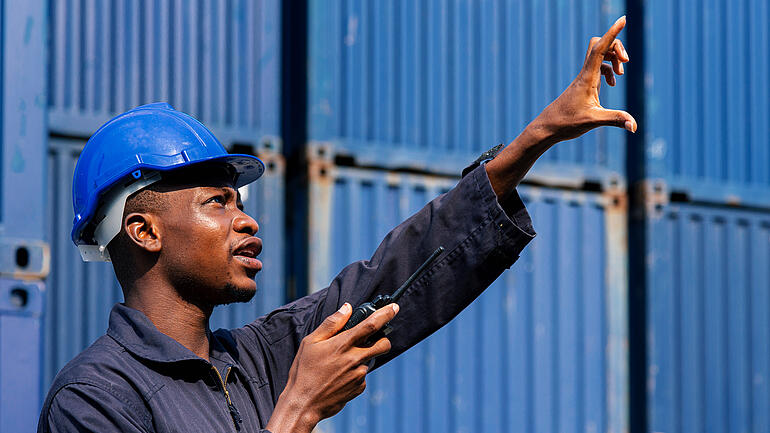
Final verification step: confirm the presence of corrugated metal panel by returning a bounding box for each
[2,0,47,238]
[42,137,286,396]
[646,203,770,433]
[47,0,281,148]
[307,0,628,188]
[0,280,44,432]
[307,164,628,433]
[644,0,770,206]
[0,0,48,429]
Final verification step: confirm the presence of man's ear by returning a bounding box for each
[124,212,162,253]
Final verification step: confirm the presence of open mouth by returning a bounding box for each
[235,248,257,258]
[233,237,263,272]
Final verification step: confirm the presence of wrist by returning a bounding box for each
[266,389,318,433]
[523,115,560,149]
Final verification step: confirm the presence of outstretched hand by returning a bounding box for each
[535,15,637,141]
[486,16,636,196]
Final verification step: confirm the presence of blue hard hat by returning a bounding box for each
[71,102,265,250]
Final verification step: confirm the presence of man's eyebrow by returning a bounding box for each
[199,185,237,198]
[219,186,244,206]
[211,185,236,194]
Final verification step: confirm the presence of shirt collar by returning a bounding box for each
[106,303,240,371]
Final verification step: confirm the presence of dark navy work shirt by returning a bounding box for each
[38,165,535,432]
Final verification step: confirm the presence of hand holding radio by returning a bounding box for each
[267,301,397,433]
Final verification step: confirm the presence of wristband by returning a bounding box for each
[461,143,505,178]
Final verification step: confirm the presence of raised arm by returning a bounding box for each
[252,16,635,433]
[487,16,635,199]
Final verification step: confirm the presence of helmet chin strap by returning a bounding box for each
[78,171,162,262]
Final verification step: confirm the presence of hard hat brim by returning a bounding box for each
[206,153,266,188]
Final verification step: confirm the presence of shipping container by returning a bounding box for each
[305,163,628,433]
[643,0,770,207]
[645,202,770,433]
[0,279,44,432]
[0,0,48,430]
[307,0,628,189]
[2,0,47,240]
[47,0,281,149]
[42,137,287,399]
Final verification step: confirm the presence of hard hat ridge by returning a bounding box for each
[71,102,265,262]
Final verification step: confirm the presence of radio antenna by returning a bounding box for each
[391,246,445,302]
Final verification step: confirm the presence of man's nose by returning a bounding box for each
[233,212,259,236]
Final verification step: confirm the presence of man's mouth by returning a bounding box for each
[233,237,263,272]
[234,255,262,271]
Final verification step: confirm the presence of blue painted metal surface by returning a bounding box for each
[1,0,47,240]
[0,279,44,432]
[47,0,281,149]
[306,164,628,433]
[42,137,286,398]
[646,203,770,433]
[0,0,48,431]
[307,0,628,188]
[644,0,770,206]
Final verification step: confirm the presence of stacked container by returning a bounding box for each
[0,1,48,431]
[41,0,287,407]
[10,0,767,430]
[308,0,626,190]
[305,1,629,432]
[640,0,770,431]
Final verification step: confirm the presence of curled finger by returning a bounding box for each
[612,39,629,62]
[359,337,392,363]
[600,63,616,87]
[352,373,367,397]
[604,41,624,75]
[345,303,400,346]
[604,52,623,75]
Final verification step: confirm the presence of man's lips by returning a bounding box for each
[232,237,263,272]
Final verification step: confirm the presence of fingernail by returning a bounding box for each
[392,304,399,314]
[624,121,635,132]
[339,303,351,314]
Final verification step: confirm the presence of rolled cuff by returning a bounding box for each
[467,162,536,260]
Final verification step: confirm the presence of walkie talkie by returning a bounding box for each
[341,246,445,335]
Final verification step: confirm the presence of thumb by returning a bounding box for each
[310,303,352,341]
[595,108,637,133]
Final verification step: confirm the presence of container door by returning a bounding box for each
[0,0,47,430]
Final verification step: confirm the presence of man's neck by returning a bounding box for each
[125,290,213,361]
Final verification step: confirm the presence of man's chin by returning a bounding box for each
[219,282,257,305]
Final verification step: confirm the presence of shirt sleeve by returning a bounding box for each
[39,383,153,433]
[235,163,535,395]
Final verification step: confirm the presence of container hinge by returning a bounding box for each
[602,186,628,212]
[631,179,669,219]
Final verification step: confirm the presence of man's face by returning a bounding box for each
[155,167,262,307]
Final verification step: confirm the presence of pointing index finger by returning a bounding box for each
[588,16,627,73]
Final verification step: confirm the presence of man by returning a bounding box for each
[39,17,634,433]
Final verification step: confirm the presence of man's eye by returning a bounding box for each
[207,195,226,205]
